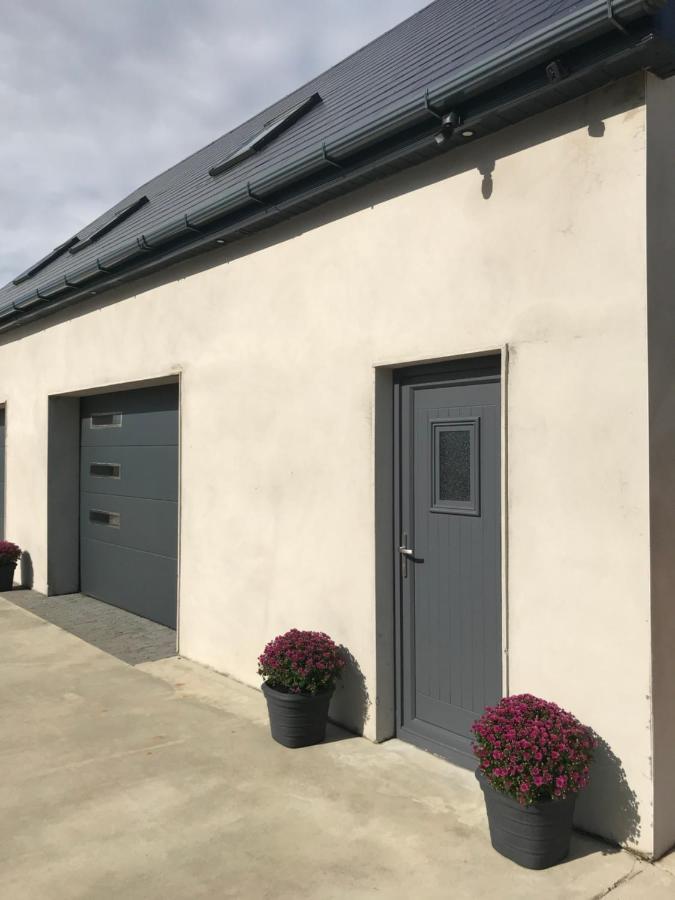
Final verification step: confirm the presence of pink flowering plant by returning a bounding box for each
[258,628,345,695]
[0,541,21,565]
[472,694,596,805]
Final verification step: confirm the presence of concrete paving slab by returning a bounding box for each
[6,589,176,664]
[607,861,675,898]
[1,595,669,900]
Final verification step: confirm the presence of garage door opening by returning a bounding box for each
[46,379,179,662]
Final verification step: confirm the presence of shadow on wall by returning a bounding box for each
[329,645,371,736]
[475,112,605,200]
[20,551,34,589]
[478,160,496,199]
[575,734,640,847]
[588,117,606,138]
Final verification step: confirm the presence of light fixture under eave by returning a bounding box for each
[461,129,476,138]
[441,111,462,130]
[215,239,226,245]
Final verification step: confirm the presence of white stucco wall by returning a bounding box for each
[0,76,657,852]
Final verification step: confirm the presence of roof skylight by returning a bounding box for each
[209,92,322,178]
[69,195,149,255]
[12,236,80,285]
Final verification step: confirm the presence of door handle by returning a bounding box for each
[399,534,414,578]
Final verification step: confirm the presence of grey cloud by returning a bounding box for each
[0,0,428,285]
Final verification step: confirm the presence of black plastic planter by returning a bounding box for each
[0,562,16,592]
[476,770,577,869]
[261,682,333,748]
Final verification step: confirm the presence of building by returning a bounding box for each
[1,0,674,859]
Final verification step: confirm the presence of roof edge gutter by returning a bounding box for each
[1,0,667,330]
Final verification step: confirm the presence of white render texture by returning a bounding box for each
[0,73,667,855]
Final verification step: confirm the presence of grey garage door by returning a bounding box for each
[80,384,178,628]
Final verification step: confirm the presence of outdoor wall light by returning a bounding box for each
[442,111,462,130]
[461,130,475,138]
[434,110,464,146]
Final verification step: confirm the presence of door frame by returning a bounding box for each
[389,351,508,765]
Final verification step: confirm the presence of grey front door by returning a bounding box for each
[80,384,178,628]
[396,359,502,766]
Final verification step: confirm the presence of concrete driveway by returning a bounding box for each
[2,594,673,899]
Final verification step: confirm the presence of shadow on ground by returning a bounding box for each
[4,589,176,665]
[564,830,621,865]
[328,644,371,737]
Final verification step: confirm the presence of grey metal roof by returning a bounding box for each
[0,0,670,317]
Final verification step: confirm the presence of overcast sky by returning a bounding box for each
[0,0,428,287]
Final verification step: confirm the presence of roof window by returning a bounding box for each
[69,195,149,255]
[12,236,80,285]
[209,92,321,177]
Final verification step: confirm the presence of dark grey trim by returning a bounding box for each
[374,367,397,742]
[47,396,81,595]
